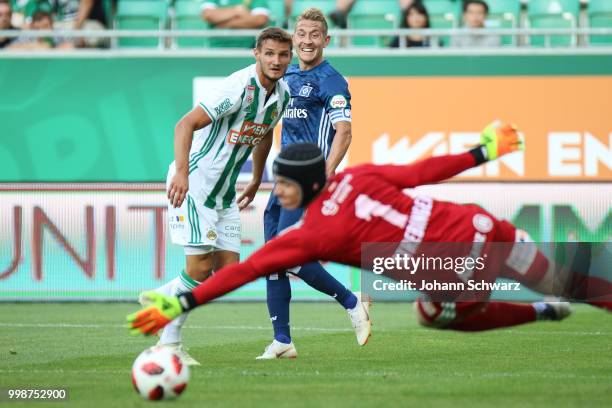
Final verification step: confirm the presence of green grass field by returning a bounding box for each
[1,302,612,407]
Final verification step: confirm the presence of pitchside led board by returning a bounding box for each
[0,56,610,301]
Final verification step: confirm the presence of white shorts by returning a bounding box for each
[167,170,241,255]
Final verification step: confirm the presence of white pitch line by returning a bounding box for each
[0,322,356,332]
[1,369,610,381]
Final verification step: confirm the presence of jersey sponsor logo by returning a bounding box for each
[169,215,185,230]
[299,85,314,97]
[330,94,348,109]
[214,98,233,117]
[227,121,270,146]
[284,106,308,119]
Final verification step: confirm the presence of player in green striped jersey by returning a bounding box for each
[139,27,293,365]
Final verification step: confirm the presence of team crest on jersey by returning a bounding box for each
[206,229,218,241]
[271,108,279,121]
[298,85,313,97]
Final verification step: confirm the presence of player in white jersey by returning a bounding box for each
[139,27,293,365]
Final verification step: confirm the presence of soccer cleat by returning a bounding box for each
[255,340,298,360]
[160,342,201,366]
[480,121,525,160]
[347,292,372,346]
[534,302,572,321]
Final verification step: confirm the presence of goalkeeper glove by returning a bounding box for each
[126,291,183,336]
[480,121,525,160]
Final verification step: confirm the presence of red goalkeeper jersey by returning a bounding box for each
[191,151,515,305]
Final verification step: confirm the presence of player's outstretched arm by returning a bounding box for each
[126,229,317,336]
[377,121,525,189]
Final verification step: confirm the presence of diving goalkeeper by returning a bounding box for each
[128,122,612,336]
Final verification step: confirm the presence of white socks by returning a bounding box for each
[158,270,201,345]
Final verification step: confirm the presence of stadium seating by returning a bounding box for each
[527,0,580,47]
[423,0,461,46]
[289,0,337,29]
[172,1,210,48]
[587,0,612,45]
[288,0,339,47]
[486,0,523,46]
[115,1,168,48]
[268,0,287,27]
[347,0,401,47]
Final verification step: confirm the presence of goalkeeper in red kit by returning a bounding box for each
[128,122,612,336]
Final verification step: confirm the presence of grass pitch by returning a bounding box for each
[1,302,612,407]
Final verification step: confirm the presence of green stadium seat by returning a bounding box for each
[424,0,461,46]
[268,0,286,27]
[289,0,337,29]
[347,0,401,47]
[486,0,522,46]
[587,0,612,45]
[288,0,338,47]
[115,1,168,48]
[527,0,580,47]
[172,1,210,48]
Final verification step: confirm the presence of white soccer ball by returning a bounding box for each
[131,345,190,400]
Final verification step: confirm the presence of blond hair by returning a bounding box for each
[296,8,329,35]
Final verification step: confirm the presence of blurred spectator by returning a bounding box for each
[8,10,73,49]
[398,0,415,12]
[201,0,270,48]
[328,0,355,29]
[389,2,432,48]
[0,0,18,48]
[9,0,52,28]
[450,0,500,47]
[49,0,107,47]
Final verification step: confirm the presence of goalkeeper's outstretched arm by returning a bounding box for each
[374,121,525,189]
[128,229,317,335]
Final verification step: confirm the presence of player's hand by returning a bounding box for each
[127,292,183,336]
[237,180,260,211]
[168,171,189,208]
[480,121,525,160]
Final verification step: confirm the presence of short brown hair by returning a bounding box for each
[296,8,329,35]
[256,27,292,50]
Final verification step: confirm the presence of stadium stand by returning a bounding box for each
[347,0,401,47]
[486,0,523,46]
[288,0,337,29]
[527,0,581,47]
[268,0,286,27]
[114,0,168,48]
[587,0,612,45]
[423,0,461,46]
[172,0,210,48]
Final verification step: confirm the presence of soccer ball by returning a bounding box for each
[131,345,190,400]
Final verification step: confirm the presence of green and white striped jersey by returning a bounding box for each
[182,64,290,210]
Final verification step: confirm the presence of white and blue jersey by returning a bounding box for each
[281,60,352,158]
[264,60,352,242]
